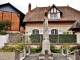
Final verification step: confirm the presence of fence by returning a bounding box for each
[61,46,80,60]
[7,34,77,44]
[8,33,25,43]
[29,34,76,43]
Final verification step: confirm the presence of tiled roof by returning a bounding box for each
[23,6,80,22]
[69,20,80,30]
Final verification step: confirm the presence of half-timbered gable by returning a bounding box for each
[47,4,62,20]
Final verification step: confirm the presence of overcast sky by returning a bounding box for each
[0,0,80,14]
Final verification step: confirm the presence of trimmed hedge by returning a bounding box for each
[29,34,76,43]
[29,34,43,43]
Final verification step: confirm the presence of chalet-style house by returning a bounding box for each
[0,3,25,33]
[23,3,80,43]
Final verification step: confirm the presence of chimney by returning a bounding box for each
[28,3,31,12]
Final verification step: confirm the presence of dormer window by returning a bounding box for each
[50,13,57,19]
[47,4,62,20]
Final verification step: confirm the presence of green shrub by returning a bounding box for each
[0,30,7,35]
[36,45,42,53]
[70,45,80,52]
[1,44,27,52]
[0,20,11,35]
[2,46,15,52]
[15,44,27,51]
[30,45,42,53]
[59,34,76,43]
[50,45,60,53]
[62,44,70,53]
[30,45,60,53]
[29,34,43,43]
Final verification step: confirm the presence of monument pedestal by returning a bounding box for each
[42,40,51,54]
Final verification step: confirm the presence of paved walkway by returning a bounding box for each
[0,52,23,60]
[24,53,70,60]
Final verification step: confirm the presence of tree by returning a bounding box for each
[0,20,11,34]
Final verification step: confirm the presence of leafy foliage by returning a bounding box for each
[29,34,76,43]
[1,44,27,52]
[29,34,43,43]
[30,45,42,53]
[70,45,80,52]
[50,45,60,53]
[0,20,11,31]
[30,45,60,53]
[0,20,11,34]
[62,44,70,53]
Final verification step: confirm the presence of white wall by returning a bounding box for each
[0,34,9,48]
[75,32,80,43]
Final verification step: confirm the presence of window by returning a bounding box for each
[50,13,57,19]
[51,29,58,34]
[32,29,39,34]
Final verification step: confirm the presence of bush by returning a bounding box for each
[50,45,60,53]
[15,44,27,51]
[62,44,70,53]
[1,44,27,52]
[30,45,42,53]
[70,45,80,52]
[30,45,60,53]
[2,46,15,52]
[0,30,7,35]
[29,34,43,43]
[0,20,11,35]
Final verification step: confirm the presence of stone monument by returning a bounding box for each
[42,17,51,54]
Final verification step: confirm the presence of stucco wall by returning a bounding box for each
[75,32,80,43]
[25,24,72,36]
[0,34,9,48]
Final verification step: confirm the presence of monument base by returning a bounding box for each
[42,40,51,54]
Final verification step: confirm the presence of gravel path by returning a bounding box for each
[24,53,69,60]
[0,52,23,60]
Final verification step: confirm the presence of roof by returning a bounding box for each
[69,20,80,30]
[0,3,25,15]
[23,5,80,22]
[47,4,63,14]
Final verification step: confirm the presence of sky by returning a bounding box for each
[0,0,80,14]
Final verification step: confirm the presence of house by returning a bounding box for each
[0,3,25,33]
[23,3,80,43]
[69,20,80,43]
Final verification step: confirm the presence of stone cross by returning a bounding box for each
[43,17,49,40]
[42,17,51,54]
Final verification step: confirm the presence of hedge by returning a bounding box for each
[29,34,76,43]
